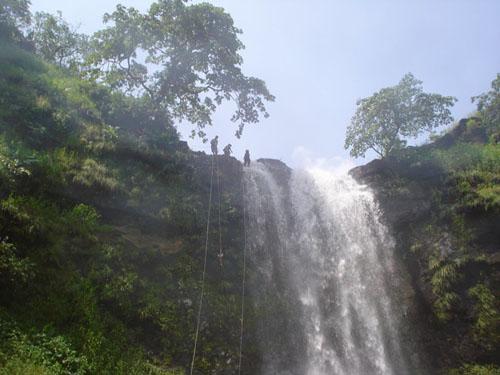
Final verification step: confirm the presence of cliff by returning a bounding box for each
[350,119,499,373]
[0,38,253,374]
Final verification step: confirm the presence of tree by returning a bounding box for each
[85,0,274,140]
[0,0,31,42]
[345,73,457,158]
[472,73,500,137]
[30,11,88,69]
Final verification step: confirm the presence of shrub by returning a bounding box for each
[0,316,90,375]
[65,204,100,236]
[0,238,33,283]
[0,357,53,375]
[73,159,119,192]
[448,364,500,375]
[80,123,118,153]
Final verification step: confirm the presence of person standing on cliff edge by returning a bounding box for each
[210,136,218,155]
[243,150,250,167]
[223,144,232,157]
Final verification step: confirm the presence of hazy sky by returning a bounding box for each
[31,0,500,168]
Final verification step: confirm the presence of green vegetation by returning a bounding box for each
[448,364,500,375]
[31,10,88,69]
[345,73,456,158]
[0,0,498,373]
[379,75,500,372]
[85,0,274,139]
[0,2,263,373]
[0,313,90,375]
[0,0,31,43]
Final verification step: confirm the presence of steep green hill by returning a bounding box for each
[0,37,254,374]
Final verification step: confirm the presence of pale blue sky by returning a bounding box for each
[31,0,500,167]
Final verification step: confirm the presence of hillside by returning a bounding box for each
[351,115,500,374]
[0,37,256,374]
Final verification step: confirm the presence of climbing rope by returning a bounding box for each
[237,172,248,375]
[190,154,215,375]
[215,156,231,324]
[190,153,248,374]
[216,155,224,267]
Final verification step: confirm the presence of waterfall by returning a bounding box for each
[244,161,418,375]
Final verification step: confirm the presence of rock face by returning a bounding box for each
[350,158,442,372]
[256,158,292,185]
[350,158,439,369]
[350,159,433,229]
[349,147,499,372]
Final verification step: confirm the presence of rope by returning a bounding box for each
[216,156,223,266]
[190,154,215,375]
[215,156,228,322]
[237,172,248,375]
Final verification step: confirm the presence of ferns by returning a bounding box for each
[429,256,466,322]
[428,253,494,324]
[433,292,460,322]
[431,260,460,289]
[468,284,500,350]
[454,170,500,211]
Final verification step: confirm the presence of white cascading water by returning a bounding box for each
[244,161,415,375]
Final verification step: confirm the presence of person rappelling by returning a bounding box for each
[217,251,224,267]
[210,135,219,155]
[223,144,232,157]
[243,149,250,167]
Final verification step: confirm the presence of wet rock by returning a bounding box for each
[350,159,433,229]
[112,225,185,254]
[256,158,292,186]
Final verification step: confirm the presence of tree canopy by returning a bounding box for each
[30,11,88,69]
[1,0,274,141]
[473,73,500,137]
[0,0,31,42]
[85,0,275,139]
[345,73,457,158]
